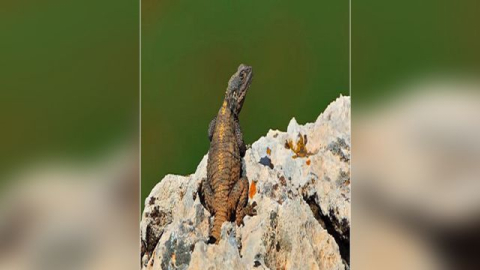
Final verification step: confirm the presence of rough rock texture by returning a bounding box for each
[141,96,350,270]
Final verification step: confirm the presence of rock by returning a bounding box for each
[141,96,351,270]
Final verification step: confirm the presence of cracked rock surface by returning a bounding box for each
[141,96,350,270]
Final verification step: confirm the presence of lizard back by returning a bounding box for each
[206,101,242,201]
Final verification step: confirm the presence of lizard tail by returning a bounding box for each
[210,208,228,244]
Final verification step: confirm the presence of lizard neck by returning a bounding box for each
[219,100,237,119]
[220,99,242,120]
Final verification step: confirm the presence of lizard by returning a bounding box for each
[198,64,257,244]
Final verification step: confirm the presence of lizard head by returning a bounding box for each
[225,64,253,115]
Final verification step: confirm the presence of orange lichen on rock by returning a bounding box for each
[266,147,271,156]
[306,159,311,165]
[286,133,315,158]
[249,181,257,199]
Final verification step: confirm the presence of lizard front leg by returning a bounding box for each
[228,177,257,226]
[234,118,247,157]
[208,117,216,142]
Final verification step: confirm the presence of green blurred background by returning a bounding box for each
[353,0,480,108]
[141,0,350,206]
[0,0,139,189]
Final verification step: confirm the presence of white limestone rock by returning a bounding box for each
[141,96,351,270]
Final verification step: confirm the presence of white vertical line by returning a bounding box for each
[138,0,142,237]
[349,0,351,98]
[348,0,352,267]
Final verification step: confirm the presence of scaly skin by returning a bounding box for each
[199,64,257,244]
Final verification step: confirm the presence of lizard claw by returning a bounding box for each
[236,201,258,226]
[248,201,257,216]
